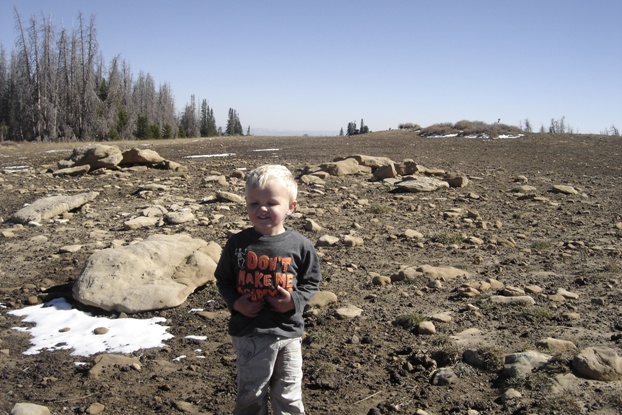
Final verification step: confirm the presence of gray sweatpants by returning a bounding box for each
[232,334,304,415]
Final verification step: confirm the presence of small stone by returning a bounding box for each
[502,388,522,402]
[551,184,578,195]
[10,403,51,415]
[335,305,362,319]
[93,327,109,335]
[418,321,436,334]
[316,235,339,247]
[563,312,581,320]
[344,235,364,247]
[305,219,322,232]
[404,229,424,239]
[502,286,525,296]
[556,288,579,300]
[372,275,391,286]
[58,244,83,253]
[430,313,452,323]
[430,367,457,385]
[86,402,105,414]
[591,298,606,306]
[536,337,577,353]
[524,285,543,294]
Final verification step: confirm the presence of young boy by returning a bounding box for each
[215,164,322,415]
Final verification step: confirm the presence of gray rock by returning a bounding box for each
[216,191,245,203]
[344,235,364,247]
[335,305,362,319]
[120,148,165,166]
[351,155,395,168]
[430,367,457,385]
[123,216,160,230]
[10,403,51,415]
[307,291,338,308]
[551,184,579,195]
[444,172,469,188]
[73,234,221,313]
[503,350,552,379]
[10,192,99,224]
[536,337,577,353]
[52,165,91,177]
[164,209,196,224]
[417,264,472,280]
[418,321,436,334]
[373,163,398,180]
[572,347,622,381]
[58,144,123,170]
[316,235,339,247]
[320,158,363,176]
[395,177,450,193]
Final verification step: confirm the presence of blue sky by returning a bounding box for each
[1,0,621,135]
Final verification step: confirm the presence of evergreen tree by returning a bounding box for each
[347,121,357,136]
[360,118,369,134]
[200,99,209,137]
[134,115,149,139]
[225,108,244,135]
[207,107,218,136]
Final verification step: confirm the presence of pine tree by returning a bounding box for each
[200,99,209,137]
[347,121,357,136]
[360,118,369,134]
[134,115,149,139]
[207,107,218,136]
[225,108,234,135]
[225,108,244,135]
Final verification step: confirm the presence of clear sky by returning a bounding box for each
[2,0,621,135]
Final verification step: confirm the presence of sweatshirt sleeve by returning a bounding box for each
[215,239,239,313]
[290,238,322,313]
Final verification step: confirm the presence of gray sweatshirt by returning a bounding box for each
[215,228,322,337]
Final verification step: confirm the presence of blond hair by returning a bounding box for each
[245,164,297,202]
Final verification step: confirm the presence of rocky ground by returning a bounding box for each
[0,131,621,415]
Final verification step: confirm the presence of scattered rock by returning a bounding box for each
[551,184,579,195]
[335,305,362,319]
[572,347,622,381]
[395,177,450,193]
[9,192,99,224]
[72,234,221,313]
[503,350,552,379]
[10,403,51,415]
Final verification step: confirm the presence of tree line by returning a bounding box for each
[0,10,245,142]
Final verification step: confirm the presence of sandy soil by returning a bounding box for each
[1,131,621,415]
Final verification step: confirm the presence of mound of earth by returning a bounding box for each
[1,130,621,415]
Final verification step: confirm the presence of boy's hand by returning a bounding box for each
[233,292,264,317]
[266,286,295,313]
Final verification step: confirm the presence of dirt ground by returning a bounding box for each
[1,131,621,415]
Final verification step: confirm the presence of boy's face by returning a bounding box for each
[246,181,296,236]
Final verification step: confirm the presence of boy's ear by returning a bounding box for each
[287,201,297,215]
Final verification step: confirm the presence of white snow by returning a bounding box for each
[8,298,174,357]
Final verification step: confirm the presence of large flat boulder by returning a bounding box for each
[58,144,123,170]
[9,192,99,224]
[73,234,221,314]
